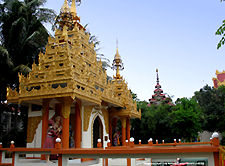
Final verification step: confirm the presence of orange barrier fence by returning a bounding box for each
[0,137,222,166]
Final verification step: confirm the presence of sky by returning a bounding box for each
[44,0,225,102]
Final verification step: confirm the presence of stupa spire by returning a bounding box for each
[71,0,77,16]
[148,69,173,106]
[112,40,124,79]
[156,68,159,85]
[61,0,70,13]
[115,40,121,63]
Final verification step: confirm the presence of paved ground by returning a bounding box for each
[2,158,150,166]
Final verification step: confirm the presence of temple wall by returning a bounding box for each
[26,104,55,157]
[81,106,108,148]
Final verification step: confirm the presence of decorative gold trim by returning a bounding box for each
[27,116,42,143]
[83,106,94,131]
[61,97,73,118]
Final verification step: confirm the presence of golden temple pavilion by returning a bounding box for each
[6,0,141,151]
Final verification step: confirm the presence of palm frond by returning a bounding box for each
[0,46,13,67]
[13,64,31,75]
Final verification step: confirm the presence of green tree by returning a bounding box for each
[131,100,149,143]
[131,101,174,144]
[145,104,174,142]
[194,85,225,132]
[170,98,202,142]
[0,0,56,101]
[131,97,203,143]
[216,0,225,49]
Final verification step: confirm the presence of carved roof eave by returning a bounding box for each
[109,108,141,119]
[101,96,123,108]
[7,89,127,108]
[7,96,19,104]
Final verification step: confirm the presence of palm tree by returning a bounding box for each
[0,0,56,101]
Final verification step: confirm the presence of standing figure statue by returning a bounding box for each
[113,131,121,146]
[43,116,62,162]
[43,119,56,162]
[53,116,62,139]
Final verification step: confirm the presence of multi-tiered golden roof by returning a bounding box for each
[7,0,141,119]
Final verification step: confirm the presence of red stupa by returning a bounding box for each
[148,69,173,106]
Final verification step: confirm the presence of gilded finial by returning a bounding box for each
[71,0,77,16]
[70,0,80,22]
[112,40,124,79]
[115,39,121,60]
[61,0,70,13]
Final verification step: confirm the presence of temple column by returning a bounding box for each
[121,117,126,146]
[55,103,62,117]
[126,118,130,142]
[112,118,118,146]
[74,101,81,148]
[41,99,50,160]
[109,119,112,142]
[112,118,118,131]
[41,99,50,148]
[61,97,73,149]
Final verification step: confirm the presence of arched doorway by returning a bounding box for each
[93,116,103,148]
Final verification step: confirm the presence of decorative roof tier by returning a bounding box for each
[7,0,141,119]
[148,69,172,106]
[212,70,225,88]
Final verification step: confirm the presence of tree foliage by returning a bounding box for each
[215,20,225,49]
[216,0,225,49]
[0,0,56,101]
[0,103,28,147]
[170,98,202,142]
[194,85,225,132]
[131,98,202,143]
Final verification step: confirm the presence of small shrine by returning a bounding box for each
[148,69,172,106]
[6,0,141,151]
[212,70,225,88]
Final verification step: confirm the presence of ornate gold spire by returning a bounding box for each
[115,48,121,61]
[71,0,77,16]
[55,0,75,35]
[61,0,70,13]
[112,41,124,79]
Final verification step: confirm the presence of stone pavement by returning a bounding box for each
[3,158,149,166]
